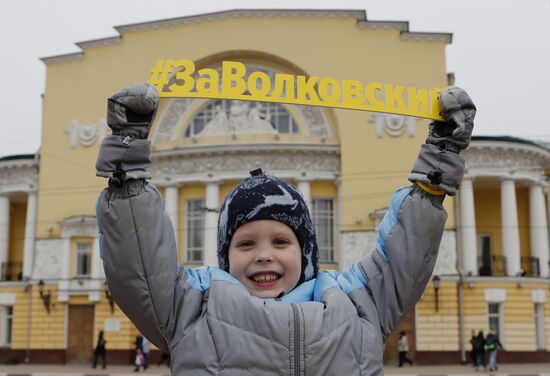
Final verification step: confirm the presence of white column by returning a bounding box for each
[203,181,220,266]
[297,180,312,213]
[165,186,180,250]
[22,192,37,279]
[501,179,521,276]
[91,236,104,279]
[459,178,478,276]
[0,195,9,279]
[529,183,550,277]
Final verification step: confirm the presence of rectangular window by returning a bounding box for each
[0,306,13,346]
[312,198,334,263]
[488,303,503,340]
[186,199,205,263]
[535,303,546,350]
[76,242,91,277]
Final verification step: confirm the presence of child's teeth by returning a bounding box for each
[255,274,277,282]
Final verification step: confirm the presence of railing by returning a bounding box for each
[0,261,23,281]
[520,256,540,277]
[477,255,507,277]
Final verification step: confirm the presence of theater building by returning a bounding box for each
[0,9,548,365]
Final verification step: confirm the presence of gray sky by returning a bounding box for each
[1,0,549,158]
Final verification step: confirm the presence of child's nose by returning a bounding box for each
[255,247,274,263]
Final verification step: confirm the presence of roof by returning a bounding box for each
[472,135,550,151]
[40,9,452,64]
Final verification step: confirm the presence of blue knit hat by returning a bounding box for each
[217,169,319,283]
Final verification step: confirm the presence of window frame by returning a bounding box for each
[535,303,546,350]
[185,199,205,263]
[311,197,335,263]
[487,302,505,345]
[75,241,92,278]
[0,305,13,347]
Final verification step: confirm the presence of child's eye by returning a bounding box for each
[274,239,290,246]
[238,240,254,248]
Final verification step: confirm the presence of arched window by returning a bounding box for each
[184,99,299,138]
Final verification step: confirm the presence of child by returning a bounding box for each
[96,83,475,375]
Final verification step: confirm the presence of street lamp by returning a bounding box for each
[37,279,51,313]
[104,281,115,314]
[432,275,441,312]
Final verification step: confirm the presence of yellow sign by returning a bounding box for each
[149,59,444,121]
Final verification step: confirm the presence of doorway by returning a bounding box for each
[67,305,95,363]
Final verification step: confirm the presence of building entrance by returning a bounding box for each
[67,305,94,363]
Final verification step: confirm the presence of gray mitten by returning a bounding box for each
[409,86,476,196]
[95,83,159,185]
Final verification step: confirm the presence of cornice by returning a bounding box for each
[41,9,452,65]
[115,9,367,33]
[150,144,341,184]
[0,158,38,193]
[40,52,84,65]
[75,36,121,50]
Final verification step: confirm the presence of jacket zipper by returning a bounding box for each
[290,303,300,376]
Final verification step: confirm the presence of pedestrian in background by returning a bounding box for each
[92,330,107,369]
[142,335,151,370]
[133,334,145,372]
[485,328,504,372]
[398,331,413,367]
[468,329,477,366]
[473,330,486,371]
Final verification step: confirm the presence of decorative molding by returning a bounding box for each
[75,36,121,50]
[33,239,64,280]
[369,113,416,138]
[41,9,451,65]
[115,10,367,34]
[40,52,84,65]
[357,20,408,31]
[464,140,550,181]
[61,216,98,238]
[151,144,340,183]
[65,119,108,149]
[0,158,38,194]
[532,289,546,303]
[0,292,16,305]
[485,288,506,303]
[401,32,452,44]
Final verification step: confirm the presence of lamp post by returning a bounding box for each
[104,281,115,314]
[432,275,441,312]
[37,279,51,313]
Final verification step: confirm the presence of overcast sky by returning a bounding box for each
[0,0,549,158]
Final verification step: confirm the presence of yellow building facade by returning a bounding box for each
[0,9,548,365]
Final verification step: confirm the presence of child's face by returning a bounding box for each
[228,220,302,298]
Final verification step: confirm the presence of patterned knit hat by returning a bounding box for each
[217,169,319,283]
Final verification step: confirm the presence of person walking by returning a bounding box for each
[398,331,413,367]
[133,334,145,372]
[485,328,504,371]
[473,330,486,371]
[92,330,107,369]
[141,335,151,370]
[468,329,477,366]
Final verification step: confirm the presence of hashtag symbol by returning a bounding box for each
[149,59,173,91]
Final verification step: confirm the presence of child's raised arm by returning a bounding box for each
[95,84,190,351]
[350,87,476,339]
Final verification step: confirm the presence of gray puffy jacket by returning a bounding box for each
[97,180,447,375]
